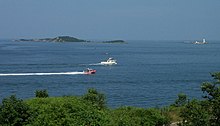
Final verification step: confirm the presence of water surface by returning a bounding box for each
[0,39,220,108]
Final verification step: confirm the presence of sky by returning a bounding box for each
[0,0,220,40]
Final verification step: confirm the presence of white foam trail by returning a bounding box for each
[0,72,84,76]
[89,63,103,66]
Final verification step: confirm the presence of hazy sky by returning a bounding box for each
[0,0,219,40]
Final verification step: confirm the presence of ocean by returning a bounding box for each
[0,39,220,108]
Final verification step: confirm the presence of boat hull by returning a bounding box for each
[84,70,96,74]
[100,62,117,65]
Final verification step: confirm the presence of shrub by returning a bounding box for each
[35,89,49,98]
[26,96,109,126]
[179,100,210,126]
[173,93,188,107]
[0,95,31,125]
[109,106,170,126]
[82,88,106,110]
[179,72,220,126]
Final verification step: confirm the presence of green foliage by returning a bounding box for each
[109,106,170,126]
[0,95,31,126]
[200,72,220,125]
[35,89,49,98]
[26,96,109,126]
[179,72,220,126]
[24,95,170,126]
[0,88,186,125]
[82,88,106,110]
[179,100,210,126]
[53,36,86,42]
[163,106,182,123]
[173,93,188,107]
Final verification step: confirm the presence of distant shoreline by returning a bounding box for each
[15,36,126,44]
[15,36,87,43]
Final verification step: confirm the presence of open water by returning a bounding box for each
[0,39,220,108]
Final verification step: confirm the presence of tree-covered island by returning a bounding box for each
[16,36,127,44]
[102,40,126,44]
[17,36,88,42]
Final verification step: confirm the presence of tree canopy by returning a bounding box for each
[179,72,220,126]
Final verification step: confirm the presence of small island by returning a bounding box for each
[17,36,88,42]
[16,36,127,44]
[102,40,126,44]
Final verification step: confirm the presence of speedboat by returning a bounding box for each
[100,58,117,65]
[84,68,96,74]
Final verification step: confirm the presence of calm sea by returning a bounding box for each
[0,39,220,108]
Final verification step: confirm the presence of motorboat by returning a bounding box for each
[83,68,96,74]
[193,38,207,44]
[100,58,117,65]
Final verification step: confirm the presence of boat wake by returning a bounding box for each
[0,72,84,76]
[88,63,103,66]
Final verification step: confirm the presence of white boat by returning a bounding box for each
[100,58,117,65]
[193,38,207,44]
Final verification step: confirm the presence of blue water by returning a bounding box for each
[0,39,220,108]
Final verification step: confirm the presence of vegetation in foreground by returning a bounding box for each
[177,72,220,126]
[0,88,170,126]
[0,72,220,126]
